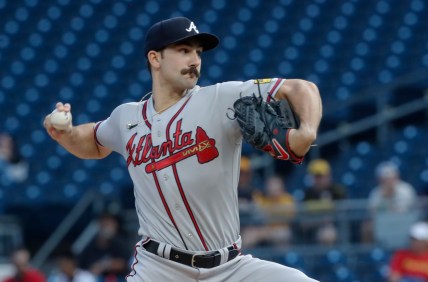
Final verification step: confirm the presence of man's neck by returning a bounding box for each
[151,83,188,113]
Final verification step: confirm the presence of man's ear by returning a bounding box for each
[148,50,161,69]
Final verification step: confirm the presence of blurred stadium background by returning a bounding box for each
[0,0,428,281]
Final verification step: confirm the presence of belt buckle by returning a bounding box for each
[191,254,197,268]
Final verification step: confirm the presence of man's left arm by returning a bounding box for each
[275,79,322,157]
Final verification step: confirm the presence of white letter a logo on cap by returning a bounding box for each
[186,22,199,33]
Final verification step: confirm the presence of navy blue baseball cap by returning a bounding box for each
[144,17,219,56]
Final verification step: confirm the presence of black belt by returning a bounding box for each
[143,240,240,269]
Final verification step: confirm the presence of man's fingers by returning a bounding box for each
[49,128,61,140]
[55,102,64,111]
[55,102,71,112]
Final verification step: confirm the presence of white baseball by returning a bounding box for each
[50,109,72,130]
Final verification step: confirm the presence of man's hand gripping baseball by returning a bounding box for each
[43,102,111,160]
[44,102,73,141]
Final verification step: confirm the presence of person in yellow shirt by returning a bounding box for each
[254,176,296,219]
[242,175,295,248]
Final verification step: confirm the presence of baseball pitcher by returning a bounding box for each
[44,17,322,282]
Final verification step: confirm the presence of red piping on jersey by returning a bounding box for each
[172,164,209,251]
[151,165,188,249]
[165,94,193,141]
[267,78,283,102]
[93,121,104,146]
[233,243,242,255]
[126,241,144,279]
[164,94,210,251]
[142,100,151,129]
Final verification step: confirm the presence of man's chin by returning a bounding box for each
[184,78,198,88]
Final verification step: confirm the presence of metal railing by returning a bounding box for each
[240,197,428,249]
[31,192,104,268]
[317,93,428,147]
[0,216,22,258]
[312,69,428,157]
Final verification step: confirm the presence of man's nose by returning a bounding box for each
[189,50,201,66]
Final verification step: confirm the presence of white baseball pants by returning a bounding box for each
[126,241,319,282]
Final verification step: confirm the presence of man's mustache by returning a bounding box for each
[181,66,200,78]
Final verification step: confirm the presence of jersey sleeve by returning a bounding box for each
[94,105,124,155]
[216,78,286,106]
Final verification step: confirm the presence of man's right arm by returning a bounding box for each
[44,102,112,159]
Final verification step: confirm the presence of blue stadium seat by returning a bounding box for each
[282,251,306,271]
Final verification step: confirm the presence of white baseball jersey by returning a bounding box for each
[95,78,285,252]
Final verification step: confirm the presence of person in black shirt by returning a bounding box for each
[303,159,346,202]
[300,159,346,244]
[79,213,130,282]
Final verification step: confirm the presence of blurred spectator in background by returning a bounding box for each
[303,158,346,204]
[388,221,428,282]
[4,247,45,282]
[299,159,346,244]
[368,161,416,213]
[49,250,96,282]
[361,161,418,244]
[238,156,258,205]
[78,213,129,282]
[238,156,266,223]
[315,223,338,247]
[0,133,29,185]
[242,175,295,248]
[238,156,259,248]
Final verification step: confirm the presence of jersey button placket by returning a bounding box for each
[150,117,163,149]
[153,117,161,137]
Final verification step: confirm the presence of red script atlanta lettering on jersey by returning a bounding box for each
[126,119,219,172]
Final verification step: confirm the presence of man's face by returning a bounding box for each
[379,175,398,190]
[58,257,75,276]
[98,217,118,239]
[266,177,285,197]
[410,238,428,253]
[158,41,202,91]
[12,249,30,271]
[313,173,331,189]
